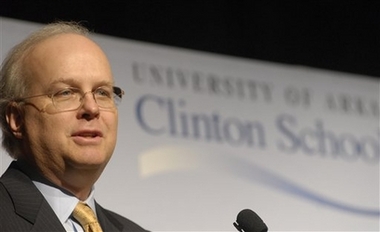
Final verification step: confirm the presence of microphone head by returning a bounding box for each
[235,209,268,232]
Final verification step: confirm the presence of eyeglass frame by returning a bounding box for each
[12,86,125,113]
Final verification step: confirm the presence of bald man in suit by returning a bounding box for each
[0,22,148,232]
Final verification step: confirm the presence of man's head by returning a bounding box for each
[0,22,121,197]
[0,22,91,158]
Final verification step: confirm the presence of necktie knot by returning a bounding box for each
[72,202,103,232]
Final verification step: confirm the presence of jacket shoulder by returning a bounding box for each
[0,179,33,231]
[96,203,149,232]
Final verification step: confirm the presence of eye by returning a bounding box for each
[54,88,77,98]
[94,87,112,98]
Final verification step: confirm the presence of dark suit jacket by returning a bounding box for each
[0,161,149,232]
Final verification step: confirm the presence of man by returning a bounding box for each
[0,22,148,231]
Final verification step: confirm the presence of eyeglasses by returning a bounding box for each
[14,86,124,112]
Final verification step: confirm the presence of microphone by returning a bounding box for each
[233,209,268,232]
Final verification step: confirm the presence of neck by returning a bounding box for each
[46,166,100,201]
[17,158,102,201]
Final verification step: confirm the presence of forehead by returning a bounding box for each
[24,33,113,89]
[32,33,100,52]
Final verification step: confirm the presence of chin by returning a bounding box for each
[70,155,107,168]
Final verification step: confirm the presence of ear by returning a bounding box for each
[6,102,24,139]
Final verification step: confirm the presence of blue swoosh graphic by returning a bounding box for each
[225,156,380,217]
[139,148,380,217]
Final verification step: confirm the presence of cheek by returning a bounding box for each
[104,112,118,141]
[23,111,45,136]
[23,112,67,144]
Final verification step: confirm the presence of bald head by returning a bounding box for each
[23,33,113,95]
[0,22,91,158]
[3,25,119,199]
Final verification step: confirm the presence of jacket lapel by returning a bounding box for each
[96,203,124,231]
[1,161,65,231]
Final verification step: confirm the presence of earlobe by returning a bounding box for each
[6,102,24,139]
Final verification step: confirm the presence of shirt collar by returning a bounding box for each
[15,160,98,224]
[33,180,97,225]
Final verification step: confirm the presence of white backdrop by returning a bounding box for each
[1,17,379,231]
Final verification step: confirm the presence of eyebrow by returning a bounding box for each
[48,78,115,88]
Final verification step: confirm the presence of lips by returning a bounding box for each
[72,130,103,137]
[72,130,103,145]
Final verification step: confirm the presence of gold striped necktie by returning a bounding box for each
[72,202,103,232]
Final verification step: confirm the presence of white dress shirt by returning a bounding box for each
[33,181,98,232]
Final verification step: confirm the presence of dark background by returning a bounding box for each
[1,1,379,79]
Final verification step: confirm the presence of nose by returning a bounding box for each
[77,91,99,119]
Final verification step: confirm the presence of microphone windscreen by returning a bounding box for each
[236,209,268,232]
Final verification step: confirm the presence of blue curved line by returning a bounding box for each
[228,158,380,217]
[142,150,379,217]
